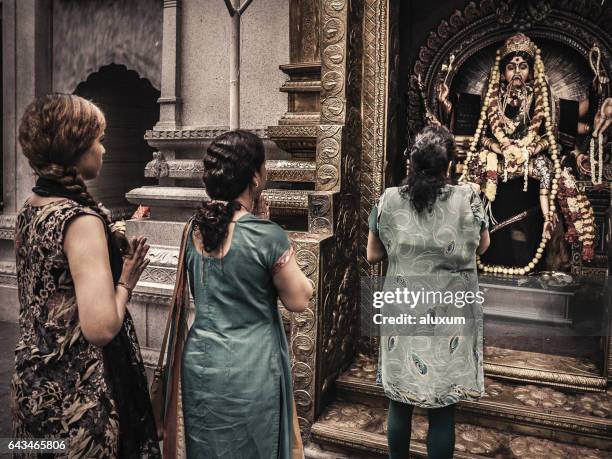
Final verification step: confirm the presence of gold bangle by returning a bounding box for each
[117,281,133,301]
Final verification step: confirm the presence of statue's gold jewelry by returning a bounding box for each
[590,133,604,185]
[500,33,537,59]
[469,38,566,275]
[537,138,549,151]
[540,188,549,196]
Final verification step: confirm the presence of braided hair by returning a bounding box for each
[18,94,129,253]
[195,130,265,252]
[400,125,457,213]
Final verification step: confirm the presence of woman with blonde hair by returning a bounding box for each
[12,94,160,457]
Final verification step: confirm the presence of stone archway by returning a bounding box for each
[74,63,160,219]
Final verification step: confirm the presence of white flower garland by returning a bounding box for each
[589,133,604,185]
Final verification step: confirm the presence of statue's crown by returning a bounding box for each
[500,33,537,59]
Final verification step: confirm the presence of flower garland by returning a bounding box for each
[589,133,604,185]
[555,168,596,261]
[467,47,564,275]
[484,151,498,201]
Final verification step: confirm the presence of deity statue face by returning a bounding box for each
[503,55,531,88]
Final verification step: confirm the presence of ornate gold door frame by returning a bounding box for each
[359,0,399,274]
[357,0,612,388]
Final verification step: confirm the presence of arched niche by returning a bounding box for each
[74,64,160,219]
[405,0,611,141]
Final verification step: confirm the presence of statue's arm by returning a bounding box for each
[436,83,453,118]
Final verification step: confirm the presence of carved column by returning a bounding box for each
[156,0,182,131]
[268,0,320,154]
[270,0,364,437]
[0,0,52,321]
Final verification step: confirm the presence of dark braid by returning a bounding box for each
[18,94,129,254]
[195,130,265,252]
[400,125,456,213]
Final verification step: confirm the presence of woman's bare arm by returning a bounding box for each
[477,228,490,255]
[273,254,313,313]
[64,215,149,346]
[367,231,387,264]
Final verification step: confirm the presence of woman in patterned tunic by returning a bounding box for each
[367,125,490,459]
[161,130,313,458]
[11,94,161,458]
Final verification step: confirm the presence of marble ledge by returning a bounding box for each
[144,127,267,149]
[126,186,208,208]
[144,158,316,182]
[126,219,186,246]
[132,281,195,308]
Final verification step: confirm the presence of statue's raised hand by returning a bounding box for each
[543,220,555,240]
[437,82,449,102]
[593,97,612,138]
[436,82,452,115]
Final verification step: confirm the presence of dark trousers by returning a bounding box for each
[387,400,456,458]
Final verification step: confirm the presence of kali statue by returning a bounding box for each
[437,33,607,275]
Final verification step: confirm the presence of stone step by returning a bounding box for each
[144,158,316,183]
[126,186,208,209]
[483,345,606,392]
[126,186,312,221]
[334,354,611,451]
[309,400,609,458]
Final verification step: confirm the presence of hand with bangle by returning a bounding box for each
[118,236,150,302]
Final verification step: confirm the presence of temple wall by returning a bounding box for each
[52,0,163,93]
[181,0,289,129]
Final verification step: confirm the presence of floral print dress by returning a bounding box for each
[369,185,487,408]
[11,200,157,458]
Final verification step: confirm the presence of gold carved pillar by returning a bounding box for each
[268,0,364,436]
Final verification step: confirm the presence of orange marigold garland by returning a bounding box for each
[556,168,596,262]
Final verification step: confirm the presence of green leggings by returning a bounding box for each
[387,400,456,459]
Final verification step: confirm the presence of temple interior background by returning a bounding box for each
[1,0,611,457]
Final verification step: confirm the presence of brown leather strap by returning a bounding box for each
[154,218,193,389]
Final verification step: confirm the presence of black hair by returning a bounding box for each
[194,129,265,252]
[499,51,534,78]
[400,125,456,213]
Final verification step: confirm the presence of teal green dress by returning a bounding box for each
[369,185,487,408]
[181,213,294,458]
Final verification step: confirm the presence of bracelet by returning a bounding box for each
[117,281,133,301]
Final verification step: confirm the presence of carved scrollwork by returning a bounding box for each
[361,0,390,281]
[323,44,345,67]
[295,249,317,277]
[0,229,14,240]
[144,151,170,179]
[316,125,342,191]
[147,246,179,268]
[140,266,176,285]
[0,214,17,240]
[0,274,17,287]
[320,1,348,125]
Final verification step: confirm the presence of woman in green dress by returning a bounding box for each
[164,130,312,458]
[367,125,490,459]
